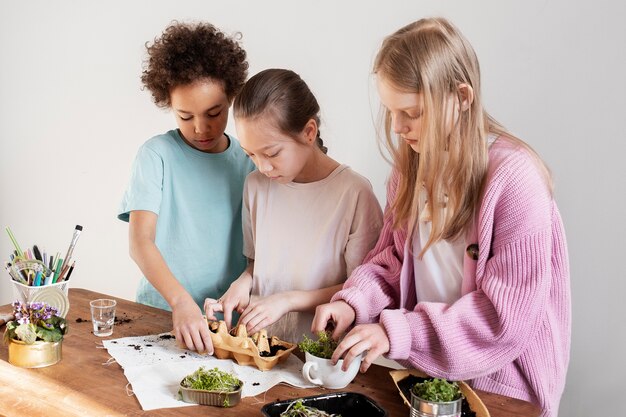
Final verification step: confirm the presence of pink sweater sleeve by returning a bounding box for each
[338,148,560,382]
[388,149,554,380]
[331,171,404,323]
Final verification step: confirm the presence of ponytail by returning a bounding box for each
[316,129,328,154]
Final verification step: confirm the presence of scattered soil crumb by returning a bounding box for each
[114,312,133,325]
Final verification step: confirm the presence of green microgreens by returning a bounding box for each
[298,331,338,360]
[280,399,342,417]
[180,367,240,393]
[411,378,462,402]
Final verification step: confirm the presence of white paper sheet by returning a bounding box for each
[103,333,315,411]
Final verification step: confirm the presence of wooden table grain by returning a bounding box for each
[0,288,540,417]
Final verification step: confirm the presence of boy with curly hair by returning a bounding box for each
[118,22,255,353]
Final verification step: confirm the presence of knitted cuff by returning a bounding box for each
[380,309,412,361]
[331,287,371,325]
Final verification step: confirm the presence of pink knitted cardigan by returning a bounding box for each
[332,138,571,417]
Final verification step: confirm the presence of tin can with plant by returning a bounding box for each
[410,378,463,417]
[3,300,68,368]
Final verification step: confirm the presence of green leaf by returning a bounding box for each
[15,323,38,344]
[4,322,18,344]
[48,316,69,336]
[36,327,63,342]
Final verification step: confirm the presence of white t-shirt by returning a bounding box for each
[412,208,465,304]
[412,134,498,304]
[243,164,383,343]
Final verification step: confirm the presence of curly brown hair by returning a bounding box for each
[141,21,248,108]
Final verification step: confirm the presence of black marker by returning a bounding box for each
[32,245,42,261]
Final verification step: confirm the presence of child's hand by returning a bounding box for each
[331,323,390,373]
[311,300,356,341]
[204,275,252,329]
[238,293,290,335]
[172,298,213,354]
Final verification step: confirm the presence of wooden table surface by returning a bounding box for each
[0,288,540,417]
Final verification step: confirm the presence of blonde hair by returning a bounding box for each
[374,17,552,256]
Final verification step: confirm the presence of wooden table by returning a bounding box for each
[0,288,540,417]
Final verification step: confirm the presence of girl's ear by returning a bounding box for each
[458,83,474,111]
[303,118,318,144]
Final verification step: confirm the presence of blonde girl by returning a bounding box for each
[205,69,383,343]
[312,18,570,417]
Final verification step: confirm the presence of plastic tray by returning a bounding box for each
[261,392,387,417]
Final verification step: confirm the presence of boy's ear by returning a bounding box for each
[458,83,474,111]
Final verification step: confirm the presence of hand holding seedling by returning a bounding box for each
[311,300,356,340]
[204,267,253,329]
[332,323,390,373]
[239,293,291,335]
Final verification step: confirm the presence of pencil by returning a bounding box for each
[5,227,24,258]
[64,261,76,281]
[57,263,69,283]
[52,258,62,283]
[20,270,29,285]
[43,271,53,286]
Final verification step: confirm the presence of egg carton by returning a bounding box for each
[208,320,296,371]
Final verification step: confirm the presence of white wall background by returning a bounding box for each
[1,1,624,415]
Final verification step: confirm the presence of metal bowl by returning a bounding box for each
[179,380,243,407]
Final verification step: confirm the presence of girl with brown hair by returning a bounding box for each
[205,69,383,343]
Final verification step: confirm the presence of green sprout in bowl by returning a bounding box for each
[411,377,462,402]
[298,331,338,359]
[179,366,241,407]
[280,399,342,417]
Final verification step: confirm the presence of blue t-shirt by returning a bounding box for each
[118,129,256,310]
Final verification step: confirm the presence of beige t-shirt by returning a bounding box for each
[243,165,383,343]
